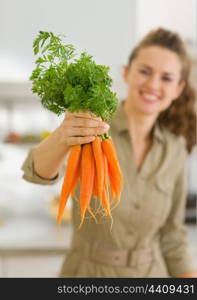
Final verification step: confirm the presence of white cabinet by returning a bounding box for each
[0,257,4,277]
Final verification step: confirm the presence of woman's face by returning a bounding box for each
[123,46,185,117]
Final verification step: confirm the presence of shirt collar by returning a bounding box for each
[153,122,165,143]
[111,100,164,143]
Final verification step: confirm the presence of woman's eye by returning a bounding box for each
[139,69,149,75]
[162,77,172,82]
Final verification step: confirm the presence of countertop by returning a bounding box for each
[0,215,72,253]
[0,215,196,270]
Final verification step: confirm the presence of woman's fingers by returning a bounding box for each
[64,111,106,128]
[70,118,106,129]
[63,115,109,132]
[68,136,96,146]
[66,110,102,121]
[61,110,109,146]
[66,126,108,137]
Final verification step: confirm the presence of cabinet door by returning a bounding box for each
[3,254,65,278]
[0,257,4,277]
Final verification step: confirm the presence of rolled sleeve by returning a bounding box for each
[21,148,64,185]
[160,147,196,277]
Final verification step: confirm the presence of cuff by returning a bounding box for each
[165,248,197,277]
[21,148,64,185]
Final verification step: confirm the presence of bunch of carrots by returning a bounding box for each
[29,31,123,228]
[57,135,123,228]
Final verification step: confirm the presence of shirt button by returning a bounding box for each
[134,203,140,209]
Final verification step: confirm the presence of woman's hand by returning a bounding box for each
[32,110,109,180]
[57,110,110,147]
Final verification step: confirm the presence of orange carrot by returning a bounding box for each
[57,145,81,224]
[102,138,123,208]
[93,167,99,199]
[57,135,122,228]
[78,143,95,228]
[102,153,113,230]
[92,137,104,200]
[107,160,116,205]
[102,153,111,217]
[71,162,81,201]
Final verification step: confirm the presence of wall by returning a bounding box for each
[137,0,196,41]
[0,0,137,97]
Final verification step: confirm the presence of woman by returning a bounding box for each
[22,28,197,277]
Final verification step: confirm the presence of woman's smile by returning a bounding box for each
[139,90,160,104]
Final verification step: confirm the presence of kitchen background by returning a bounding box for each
[0,0,196,277]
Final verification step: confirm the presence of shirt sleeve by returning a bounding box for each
[160,146,196,277]
[21,148,64,185]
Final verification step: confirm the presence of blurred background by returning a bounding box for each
[0,0,196,277]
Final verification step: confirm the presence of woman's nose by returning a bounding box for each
[145,75,160,90]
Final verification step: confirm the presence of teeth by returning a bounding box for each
[143,93,158,101]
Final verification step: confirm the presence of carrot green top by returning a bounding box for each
[29,31,118,121]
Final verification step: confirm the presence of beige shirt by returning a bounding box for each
[21,101,195,277]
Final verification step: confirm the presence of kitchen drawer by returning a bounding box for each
[0,257,4,277]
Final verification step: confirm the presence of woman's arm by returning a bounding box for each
[32,127,70,180]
